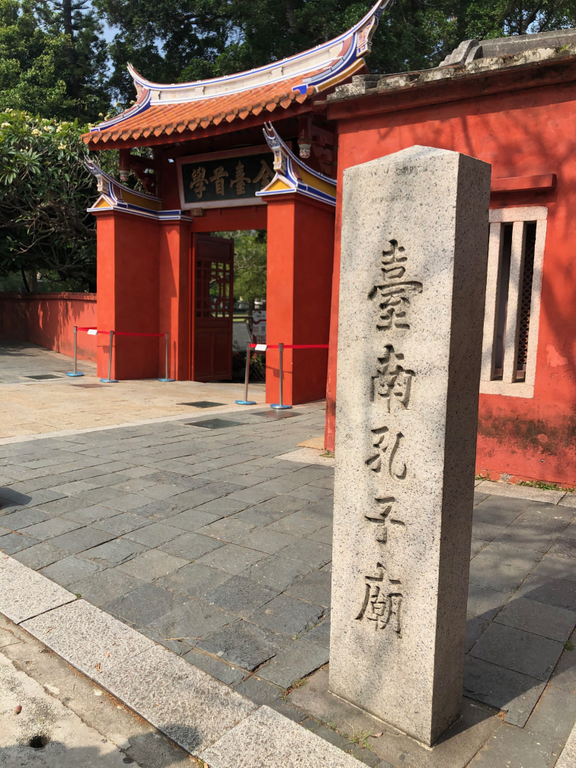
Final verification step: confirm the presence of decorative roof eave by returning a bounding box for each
[88,0,391,137]
[86,160,189,221]
[256,123,336,206]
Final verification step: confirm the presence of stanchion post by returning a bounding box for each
[100,330,119,383]
[271,342,292,410]
[236,342,256,405]
[159,332,175,382]
[66,325,84,377]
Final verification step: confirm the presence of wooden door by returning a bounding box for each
[191,234,234,381]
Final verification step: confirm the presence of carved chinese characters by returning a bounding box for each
[182,153,274,205]
[331,146,490,745]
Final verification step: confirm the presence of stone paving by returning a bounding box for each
[1,400,576,765]
[0,342,265,439]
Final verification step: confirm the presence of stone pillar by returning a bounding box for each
[329,146,491,746]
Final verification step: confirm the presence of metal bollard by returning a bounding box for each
[271,342,292,410]
[159,332,175,382]
[236,342,256,405]
[66,326,84,377]
[100,330,119,383]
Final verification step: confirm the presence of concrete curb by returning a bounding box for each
[475,480,576,507]
[557,721,576,767]
[0,552,358,767]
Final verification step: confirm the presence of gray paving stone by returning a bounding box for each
[196,543,266,575]
[550,640,576,693]
[495,597,576,642]
[470,538,487,558]
[0,553,75,623]
[99,642,256,755]
[104,582,187,626]
[0,507,53,530]
[519,576,576,611]
[183,647,247,686]
[80,487,128,505]
[135,482,188,500]
[471,521,507,542]
[20,488,67,507]
[464,656,545,727]
[197,517,256,544]
[18,516,82,541]
[279,539,332,569]
[0,531,39,554]
[469,542,542,592]
[470,622,563,681]
[249,594,325,637]
[289,485,333,502]
[39,554,104,586]
[468,722,564,768]
[550,537,576,559]
[304,616,330,648]
[227,485,279,505]
[233,675,307,723]
[68,568,144,607]
[269,512,326,537]
[194,498,249,517]
[205,575,278,617]
[197,620,288,671]
[237,528,299,554]
[465,616,490,653]
[11,541,66,570]
[60,503,122,525]
[158,531,222,560]
[93,512,151,535]
[47,525,115,554]
[247,555,315,592]
[473,500,526,527]
[527,685,576,741]
[256,637,329,688]
[307,525,333,545]
[48,479,97,495]
[146,599,234,642]
[168,508,223,531]
[81,537,148,566]
[123,522,182,547]
[116,548,189,581]
[467,582,517,620]
[156,562,231,598]
[130,499,188,520]
[199,706,360,768]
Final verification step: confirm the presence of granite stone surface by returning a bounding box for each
[99,643,256,755]
[330,146,491,744]
[0,553,75,623]
[199,705,360,767]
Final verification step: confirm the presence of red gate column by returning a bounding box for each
[265,194,335,405]
[94,210,160,380]
[159,218,193,380]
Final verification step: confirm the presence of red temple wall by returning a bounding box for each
[325,81,576,485]
[0,292,97,362]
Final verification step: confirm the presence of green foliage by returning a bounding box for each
[216,230,267,306]
[0,109,105,289]
[96,0,576,105]
[0,0,108,121]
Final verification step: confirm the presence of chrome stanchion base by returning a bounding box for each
[66,372,84,377]
[236,399,256,405]
[271,404,292,410]
[99,378,119,383]
[158,378,175,382]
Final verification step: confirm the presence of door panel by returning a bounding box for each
[191,234,234,382]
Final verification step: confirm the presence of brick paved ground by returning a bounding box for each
[1,400,576,765]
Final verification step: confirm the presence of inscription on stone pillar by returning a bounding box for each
[329,146,491,746]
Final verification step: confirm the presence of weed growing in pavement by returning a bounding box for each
[565,641,574,651]
[519,480,576,492]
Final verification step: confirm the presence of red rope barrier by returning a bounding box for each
[249,343,329,349]
[76,328,166,337]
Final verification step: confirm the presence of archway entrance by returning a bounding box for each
[191,234,234,381]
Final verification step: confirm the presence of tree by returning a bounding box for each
[0,0,108,121]
[216,230,267,312]
[96,0,576,106]
[0,109,104,290]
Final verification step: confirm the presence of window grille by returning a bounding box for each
[480,207,547,398]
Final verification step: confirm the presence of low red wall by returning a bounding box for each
[0,293,97,362]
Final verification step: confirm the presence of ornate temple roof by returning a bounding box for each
[83,0,390,149]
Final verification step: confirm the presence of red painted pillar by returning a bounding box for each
[94,210,160,380]
[264,194,335,405]
[158,219,193,380]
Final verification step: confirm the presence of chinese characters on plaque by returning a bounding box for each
[180,152,274,206]
[356,239,423,636]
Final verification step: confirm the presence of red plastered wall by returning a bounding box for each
[325,81,576,485]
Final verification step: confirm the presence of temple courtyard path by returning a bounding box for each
[1,345,576,765]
